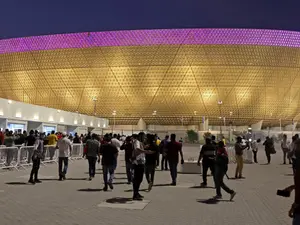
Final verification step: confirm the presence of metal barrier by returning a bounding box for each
[227,146,253,164]
[0,144,84,171]
[42,145,58,164]
[18,146,35,169]
[70,144,83,160]
[0,147,19,170]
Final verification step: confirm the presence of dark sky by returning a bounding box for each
[1,0,300,39]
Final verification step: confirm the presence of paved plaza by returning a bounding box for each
[0,145,295,225]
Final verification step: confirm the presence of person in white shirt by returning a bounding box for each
[56,132,72,181]
[251,139,261,163]
[111,134,121,170]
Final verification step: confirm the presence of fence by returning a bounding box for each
[227,146,253,164]
[0,144,84,170]
[70,144,84,160]
[0,147,19,170]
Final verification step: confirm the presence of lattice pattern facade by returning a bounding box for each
[0,29,300,126]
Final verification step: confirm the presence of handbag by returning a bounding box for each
[270,146,276,154]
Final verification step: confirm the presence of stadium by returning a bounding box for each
[1,28,300,127]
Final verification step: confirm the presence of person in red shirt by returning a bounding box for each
[165,134,184,186]
[0,131,4,145]
[214,141,236,201]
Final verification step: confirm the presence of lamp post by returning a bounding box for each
[112,110,116,134]
[218,100,223,136]
[152,111,157,131]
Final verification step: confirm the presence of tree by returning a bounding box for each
[187,130,198,143]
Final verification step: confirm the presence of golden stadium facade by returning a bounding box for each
[1,28,300,126]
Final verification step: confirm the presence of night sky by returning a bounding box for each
[1,0,300,39]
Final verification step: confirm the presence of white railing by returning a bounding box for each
[227,146,253,164]
[0,144,84,170]
[18,146,34,169]
[70,144,83,161]
[0,147,19,170]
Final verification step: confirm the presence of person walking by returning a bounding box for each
[197,138,216,187]
[159,135,170,170]
[56,132,72,181]
[120,136,134,184]
[100,135,118,191]
[84,133,100,180]
[111,134,121,171]
[47,130,58,160]
[263,137,274,164]
[214,141,236,200]
[282,134,291,164]
[234,136,249,179]
[251,139,261,163]
[144,134,159,191]
[28,133,44,184]
[165,134,184,186]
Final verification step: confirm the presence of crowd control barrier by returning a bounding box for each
[70,144,84,161]
[18,146,35,169]
[227,146,253,164]
[42,145,59,165]
[0,143,85,171]
[0,146,19,170]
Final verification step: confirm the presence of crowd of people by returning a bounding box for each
[2,129,300,223]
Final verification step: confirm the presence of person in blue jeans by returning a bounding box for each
[100,135,118,191]
[165,134,184,186]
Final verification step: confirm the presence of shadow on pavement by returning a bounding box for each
[190,185,214,189]
[40,178,87,181]
[124,188,148,192]
[114,177,127,180]
[153,183,172,187]
[85,172,127,175]
[6,182,28,185]
[284,174,294,176]
[197,198,232,204]
[106,197,132,204]
[113,182,129,185]
[77,188,102,192]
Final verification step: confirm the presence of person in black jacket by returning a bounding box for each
[144,134,159,191]
[120,136,133,184]
[197,138,216,187]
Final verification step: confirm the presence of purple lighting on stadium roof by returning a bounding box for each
[1,28,300,54]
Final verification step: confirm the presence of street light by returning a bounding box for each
[112,110,116,134]
[218,100,223,136]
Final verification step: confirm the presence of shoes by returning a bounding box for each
[58,177,63,181]
[62,175,66,180]
[133,193,144,201]
[88,177,92,181]
[171,182,176,186]
[108,182,114,190]
[238,176,245,179]
[137,193,144,198]
[103,186,108,192]
[230,192,236,201]
[148,182,153,191]
[34,179,42,183]
[200,182,207,187]
[133,196,143,201]
[213,195,222,199]
[28,179,35,184]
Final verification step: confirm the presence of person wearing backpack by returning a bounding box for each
[214,141,236,201]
